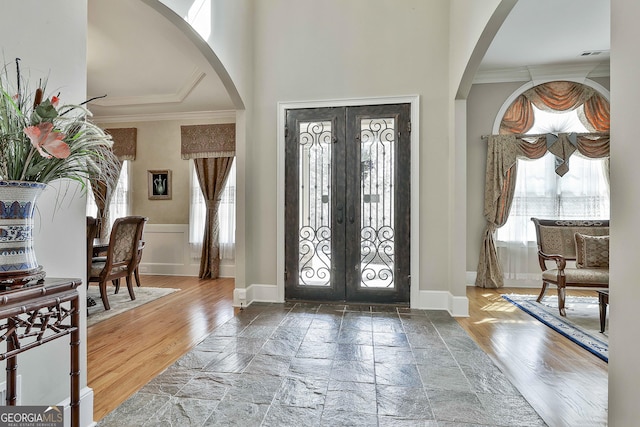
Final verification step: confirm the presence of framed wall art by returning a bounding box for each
[148,169,172,200]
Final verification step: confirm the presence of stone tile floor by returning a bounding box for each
[98,303,546,426]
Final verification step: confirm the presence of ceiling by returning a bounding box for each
[87,0,234,122]
[86,0,610,121]
[474,0,610,83]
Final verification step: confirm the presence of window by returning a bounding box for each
[189,159,236,260]
[86,161,130,232]
[496,106,610,244]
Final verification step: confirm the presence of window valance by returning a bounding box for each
[484,131,609,177]
[483,132,609,218]
[105,128,137,161]
[500,81,610,134]
[180,124,236,159]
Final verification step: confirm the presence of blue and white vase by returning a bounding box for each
[0,180,47,288]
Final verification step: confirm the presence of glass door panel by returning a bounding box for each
[285,104,409,303]
[359,117,396,289]
[298,120,333,287]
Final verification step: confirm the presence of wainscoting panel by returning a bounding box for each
[139,224,235,277]
[139,224,198,276]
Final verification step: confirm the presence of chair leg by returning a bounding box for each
[598,291,608,333]
[557,286,567,316]
[99,280,111,310]
[126,275,136,301]
[113,279,120,294]
[134,267,142,287]
[536,282,548,303]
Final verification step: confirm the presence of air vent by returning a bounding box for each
[580,50,608,57]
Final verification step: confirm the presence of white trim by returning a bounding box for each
[94,109,236,124]
[234,283,476,317]
[492,78,610,132]
[92,68,205,107]
[412,290,469,317]
[139,224,198,276]
[501,278,542,288]
[233,283,280,307]
[467,270,544,289]
[58,386,94,427]
[233,288,247,308]
[466,271,477,286]
[450,295,470,317]
[473,63,610,85]
[276,95,420,306]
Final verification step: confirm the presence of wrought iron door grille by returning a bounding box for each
[298,121,332,287]
[359,118,395,288]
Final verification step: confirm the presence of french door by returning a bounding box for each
[284,104,410,303]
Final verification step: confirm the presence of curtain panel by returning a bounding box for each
[91,128,136,238]
[476,133,610,288]
[181,123,236,278]
[194,157,234,279]
[476,81,610,288]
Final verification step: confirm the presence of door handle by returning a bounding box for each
[337,203,344,224]
[348,205,355,224]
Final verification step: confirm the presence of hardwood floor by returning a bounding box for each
[87,279,608,426]
[457,286,608,427]
[87,275,238,421]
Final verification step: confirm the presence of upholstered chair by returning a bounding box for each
[89,216,147,310]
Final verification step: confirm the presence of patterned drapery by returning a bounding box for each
[105,128,137,161]
[91,128,135,238]
[182,123,236,278]
[476,81,610,288]
[181,124,235,159]
[194,157,234,279]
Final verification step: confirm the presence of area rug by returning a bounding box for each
[502,294,608,362]
[87,286,179,327]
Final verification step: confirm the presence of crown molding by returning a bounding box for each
[93,109,236,124]
[90,67,205,107]
[473,61,610,85]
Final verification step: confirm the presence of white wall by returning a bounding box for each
[609,0,640,424]
[0,0,91,423]
[466,82,523,273]
[155,0,252,290]
[251,0,453,299]
[449,0,503,95]
[157,0,503,312]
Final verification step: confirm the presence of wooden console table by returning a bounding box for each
[0,278,82,426]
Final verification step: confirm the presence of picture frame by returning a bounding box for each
[148,169,172,200]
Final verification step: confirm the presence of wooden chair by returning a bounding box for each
[88,216,148,310]
[86,216,101,310]
[531,217,609,316]
[110,239,145,291]
[133,240,145,287]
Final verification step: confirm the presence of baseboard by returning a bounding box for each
[233,283,281,307]
[58,386,94,427]
[450,294,470,317]
[467,271,543,288]
[234,284,468,317]
[413,290,469,317]
[141,263,235,278]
